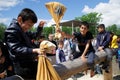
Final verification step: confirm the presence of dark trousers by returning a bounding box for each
[13,61,37,79]
[104,48,113,65]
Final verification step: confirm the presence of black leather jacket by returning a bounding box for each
[4,19,43,66]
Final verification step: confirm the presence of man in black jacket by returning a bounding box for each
[4,8,45,78]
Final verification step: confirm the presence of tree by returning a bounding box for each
[75,12,102,36]
[62,27,72,35]
[0,23,7,40]
[106,24,120,35]
[43,27,53,38]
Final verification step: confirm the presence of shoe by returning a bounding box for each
[95,65,102,74]
[90,70,95,77]
[71,75,77,80]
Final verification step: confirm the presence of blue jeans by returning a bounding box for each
[73,51,95,69]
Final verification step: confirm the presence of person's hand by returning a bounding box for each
[0,71,6,78]
[38,21,46,27]
[33,48,46,55]
[33,48,41,54]
[80,55,87,62]
[98,46,103,51]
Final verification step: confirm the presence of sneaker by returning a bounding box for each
[71,75,77,80]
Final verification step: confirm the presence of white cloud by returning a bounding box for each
[34,18,68,27]
[46,19,55,27]
[82,0,120,26]
[0,0,23,11]
[46,19,68,27]
[0,18,11,26]
[0,0,23,26]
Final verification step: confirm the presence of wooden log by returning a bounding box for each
[103,62,113,80]
[53,51,112,80]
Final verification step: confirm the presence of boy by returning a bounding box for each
[56,40,66,64]
[4,8,45,78]
[96,24,113,73]
[73,21,95,77]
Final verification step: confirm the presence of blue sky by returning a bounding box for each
[0,0,120,27]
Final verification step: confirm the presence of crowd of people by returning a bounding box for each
[0,8,120,80]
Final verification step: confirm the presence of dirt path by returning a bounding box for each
[67,56,120,80]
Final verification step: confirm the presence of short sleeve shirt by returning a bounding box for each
[74,31,94,52]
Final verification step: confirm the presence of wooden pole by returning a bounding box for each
[53,51,113,80]
[103,62,113,80]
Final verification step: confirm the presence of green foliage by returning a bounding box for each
[30,27,37,32]
[75,12,102,36]
[106,24,120,35]
[62,27,72,34]
[42,26,72,38]
[0,23,7,40]
[75,12,102,24]
[43,27,54,38]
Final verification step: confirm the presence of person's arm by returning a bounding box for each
[96,34,101,49]
[102,32,111,48]
[5,28,40,55]
[80,32,93,62]
[80,40,90,62]
[26,21,45,39]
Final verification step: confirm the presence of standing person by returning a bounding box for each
[56,40,66,64]
[96,24,113,73]
[47,34,57,64]
[63,33,72,61]
[73,21,96,77]
[109,32,118,59]
[4,8,45,79]
[48,34,58,49]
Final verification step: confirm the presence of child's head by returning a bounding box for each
[58,40,64,49]
[48,34,54,41]
[17,8,37,32]
[18,8,37,23]
[79,21,89,35]
[97,24,105,33]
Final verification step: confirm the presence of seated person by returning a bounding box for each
[0,41,14,79]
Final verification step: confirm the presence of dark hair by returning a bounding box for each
[58,40,64,45]
[18,8,37,23]
[80,21,89,29]
[97,24,105,29]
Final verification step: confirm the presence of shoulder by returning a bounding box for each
[56,49,60,53]
[73,32,81,37]
[86,31,92,35]
[113,35,118,39]
[86,31,93,38]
